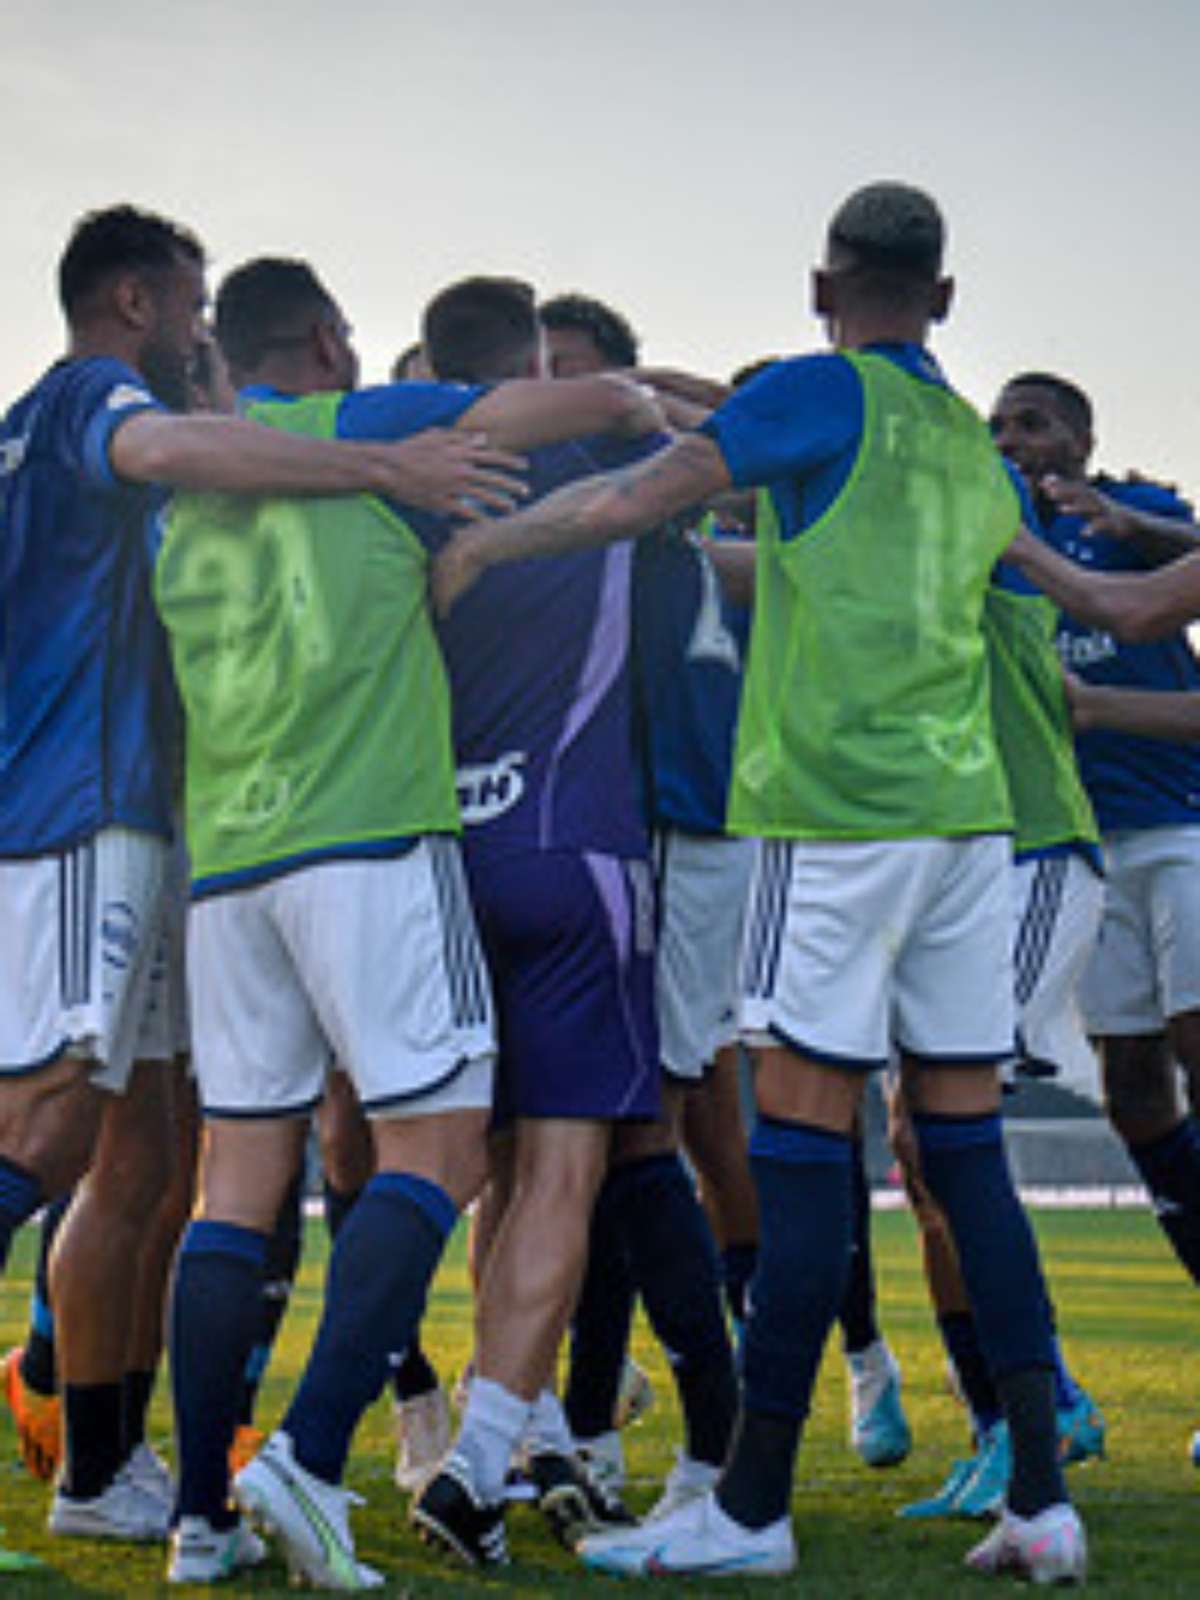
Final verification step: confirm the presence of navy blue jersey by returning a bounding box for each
[632,526,749,834]
[1043,475,1200,831]
[0,358,177,854]
[437,438,648,862]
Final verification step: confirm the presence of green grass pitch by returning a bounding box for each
[0,1208,1196,1595]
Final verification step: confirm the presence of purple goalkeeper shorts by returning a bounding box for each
[464,847,661,1125]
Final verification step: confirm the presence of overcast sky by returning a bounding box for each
[5,0,1198,496]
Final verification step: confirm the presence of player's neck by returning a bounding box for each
[832,310,930,353]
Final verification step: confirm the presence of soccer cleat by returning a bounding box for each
[964,1502,1086,1585]
[897,1455,976,1519]
[645,1450,722,1521]
[956,1420,1012,1518]
[167,1515,267,1584]
[579,1488,796,1578]
[235,1430,382,1590]
[410,1453,509,1568]
[524,1447,635,1549]
[228,1423,265,1477]
[3,1345,62,1482]
[393,1385,452,1494]
[125,1441,175,1511]
[614,1357,655,1430]
[1057,1392,1106,1466]
[49,1460,172,1541]
[848,1339,912,1468]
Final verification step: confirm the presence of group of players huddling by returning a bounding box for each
[3,181,1200,1589]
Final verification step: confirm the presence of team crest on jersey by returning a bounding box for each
[457,752,527,824]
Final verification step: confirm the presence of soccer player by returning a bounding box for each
[992,376,1200,1321]
[159,256,663,1586]
[895,540,1107,1518]
[431,181,1086,1586]
[410,275,733,1563]
[537,294,747,1509]
[0,205,506,1548]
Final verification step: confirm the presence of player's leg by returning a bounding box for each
[607,1086,738,1515]
[1087,832,1200,1281]
[4,1194,70,1482]
[682,1043,758,1331]
[232,841,494,1587]
[838,1115,910,1468]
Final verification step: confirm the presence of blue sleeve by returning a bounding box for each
[334,379,486,441]
[698,352,862,490]
[1107,476,1195,522]
[68,359,163,491]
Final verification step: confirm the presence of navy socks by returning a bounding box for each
[171,1220,269,1526]
[284,1172,456,1484]
[720,1118,853,1528]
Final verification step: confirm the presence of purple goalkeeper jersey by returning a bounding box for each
[436,437,648,862]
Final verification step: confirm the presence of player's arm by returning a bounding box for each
[1044,474,1200,566]
[699,532,756,605]
[108,410,526,515]
[455,374,664,452]
[1067,675,1200,741]
[433,432,731,614]
[1006,526,1200,642]
[635,367,732,410]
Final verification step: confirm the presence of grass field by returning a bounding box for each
[0,1208,1196,1596]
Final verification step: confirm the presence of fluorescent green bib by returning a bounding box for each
[729,351,1016,839]
[155,392,458,884]
[985,584,1098,854]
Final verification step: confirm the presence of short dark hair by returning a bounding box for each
[1002,371,1094,439]
[214,257,338,377]
[58,204,204,318]
[539,293,640,370]
[826,182,945,280]
[422,276,538,383]
[390,342,425,382]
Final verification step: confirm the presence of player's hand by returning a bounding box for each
[375,430,527,516]
[1043,475,1136,539]
[1061,668,1094,731]
[431,527,488,616]
[611,379,669,440]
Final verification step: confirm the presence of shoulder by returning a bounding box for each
[1099,472,1193,520]
[336,379,486,441]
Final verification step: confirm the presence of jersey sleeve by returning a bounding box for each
[697,352,863,489]
[335,379,487,440]
[68,359,163,491]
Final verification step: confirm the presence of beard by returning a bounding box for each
[139,333,192,413]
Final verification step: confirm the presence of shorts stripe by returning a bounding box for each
[743,839,792,1001]
[1014,855,1067,1007]
[429,841,489,1029]
[58,841,96,1009]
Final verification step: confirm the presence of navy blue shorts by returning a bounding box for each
[465,848,660,1124]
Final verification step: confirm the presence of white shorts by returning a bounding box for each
[1011,853,1103,1100]
[655,830,756,1082]
[1080,826,1200,1036]
[0,828,175,1093]
[740,834,1014,1069]
[188,837,496,1119]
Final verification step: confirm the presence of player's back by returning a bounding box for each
[438,437,646,863]
[0,358,175,854]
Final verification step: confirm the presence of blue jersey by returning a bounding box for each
[437,438,648,862]
[0,357,176,855]
[1042,475,1200,832]
[700,340,949,538]
[631,525,749,835]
